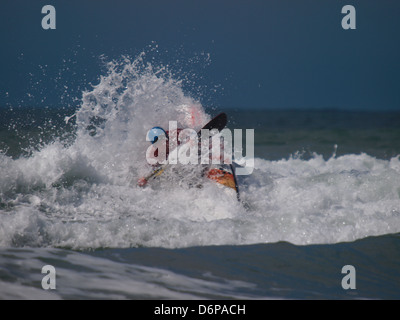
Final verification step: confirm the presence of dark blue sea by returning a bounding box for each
[1,56,400,300]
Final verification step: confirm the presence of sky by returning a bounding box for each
[0,0,399,111]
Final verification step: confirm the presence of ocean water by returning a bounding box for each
[1,54,400,300]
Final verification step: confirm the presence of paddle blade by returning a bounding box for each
[201,112,227,133]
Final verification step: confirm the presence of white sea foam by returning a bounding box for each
[1,54,400,249]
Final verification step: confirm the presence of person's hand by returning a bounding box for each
[137,177,148,187]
